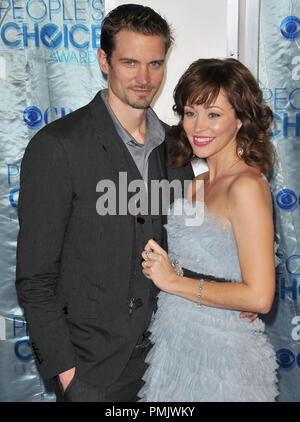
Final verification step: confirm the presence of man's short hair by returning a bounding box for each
[101,4,173,64]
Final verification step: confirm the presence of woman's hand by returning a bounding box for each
[142,239,179,293]
[239,311,258,322]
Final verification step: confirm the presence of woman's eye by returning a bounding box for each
[208,112,220,118]
[184,111,195,117]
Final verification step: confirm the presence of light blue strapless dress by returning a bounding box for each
[138,198,279,402]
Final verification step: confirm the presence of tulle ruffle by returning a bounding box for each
[139,293,279,402]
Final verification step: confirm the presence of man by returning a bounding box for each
[15,4,194,402]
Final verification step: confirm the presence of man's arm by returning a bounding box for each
[16,129,77,380]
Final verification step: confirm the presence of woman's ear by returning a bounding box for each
[237,119,242,131]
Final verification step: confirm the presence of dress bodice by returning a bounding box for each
[165,198,243,282]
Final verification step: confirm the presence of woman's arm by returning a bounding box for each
[142,176,276,314]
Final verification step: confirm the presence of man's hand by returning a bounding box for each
[59,367,75,392]
[239,312,258,323]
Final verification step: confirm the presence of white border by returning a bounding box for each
[226,0,240,59]
[105,0,117,15]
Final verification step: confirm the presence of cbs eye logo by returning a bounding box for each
[280,16,300,40]
[276,348,300,371]
[23,106,43,129]
[276,189,299,211]
[23,106,72,129]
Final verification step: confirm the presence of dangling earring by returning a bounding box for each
[237,147,244,157]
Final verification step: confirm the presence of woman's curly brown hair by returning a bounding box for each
[169,58,276,175]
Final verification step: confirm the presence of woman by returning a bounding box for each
[138,58,279,402]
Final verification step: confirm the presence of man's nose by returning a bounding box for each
[136,65,150,85]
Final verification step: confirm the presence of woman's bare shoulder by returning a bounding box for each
[227,169,272,213]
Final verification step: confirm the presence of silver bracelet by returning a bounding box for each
[197,279,204,308]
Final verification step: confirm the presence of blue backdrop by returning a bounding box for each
[259,0,300,403]
[0,0,299,402]
[0,0,106,402]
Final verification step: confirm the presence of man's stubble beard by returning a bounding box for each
[126,90,157,110]
[129,102,150,110]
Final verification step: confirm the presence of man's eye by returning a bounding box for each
[150,61,162,67]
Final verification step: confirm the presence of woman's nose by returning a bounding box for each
[194,114,207,132]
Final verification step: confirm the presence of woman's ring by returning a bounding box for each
[144,251,151,260]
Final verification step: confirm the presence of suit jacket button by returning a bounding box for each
[137,216,145,224]
[135,298,143,308]
[129,297,144,315]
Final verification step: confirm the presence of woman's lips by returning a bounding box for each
[193,136,215,146]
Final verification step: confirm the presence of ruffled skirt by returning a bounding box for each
[138,292,279,402]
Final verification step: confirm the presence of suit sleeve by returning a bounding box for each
[16,129,77,380]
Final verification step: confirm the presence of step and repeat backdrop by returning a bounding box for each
[259,0,300,403]
[0,0,299,402]
[0,0,106,401]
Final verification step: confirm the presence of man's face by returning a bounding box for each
[98,30,166,109]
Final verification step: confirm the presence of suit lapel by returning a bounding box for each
[89,92,187,216]
[89,92,143,184]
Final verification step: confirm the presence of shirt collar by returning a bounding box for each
[100,89,165,148]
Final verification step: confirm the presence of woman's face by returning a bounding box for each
[183,89,242,159]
